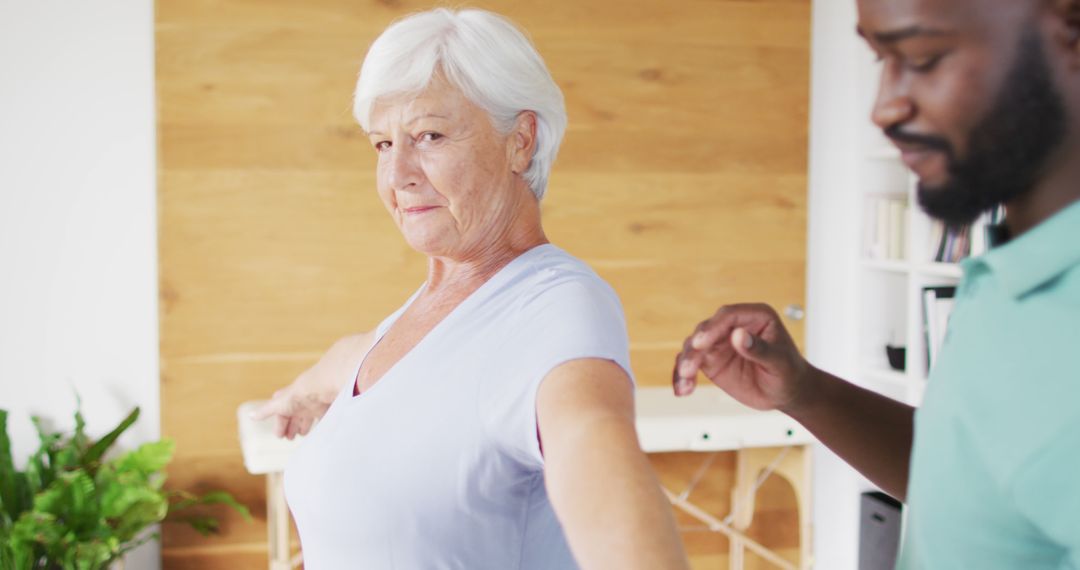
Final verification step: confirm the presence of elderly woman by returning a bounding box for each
[253,8,688,569]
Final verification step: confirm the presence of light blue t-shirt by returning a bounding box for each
[899,200,1080,569]
[284,244,632,569]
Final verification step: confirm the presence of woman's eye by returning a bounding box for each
[374,141,391,152]
[419,132,443,143]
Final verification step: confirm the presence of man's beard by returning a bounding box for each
[887,28,1067,227]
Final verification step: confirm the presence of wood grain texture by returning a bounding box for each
[157,0,810,567]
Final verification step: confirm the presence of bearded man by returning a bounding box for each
[675,1,1080,567]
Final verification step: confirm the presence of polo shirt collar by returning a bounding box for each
[965,199,1080,298]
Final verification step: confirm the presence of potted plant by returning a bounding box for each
[0,403,251,570]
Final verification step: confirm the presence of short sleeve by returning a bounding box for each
[1009,416,1080,567]
[478,274,633,472]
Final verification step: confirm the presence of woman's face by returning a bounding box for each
[367,78,534,261]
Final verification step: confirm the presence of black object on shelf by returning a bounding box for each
[885,344,906,372]
[922,286,957,374]
[859,491,903,570]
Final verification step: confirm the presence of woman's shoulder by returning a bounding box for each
[511,244,623,314]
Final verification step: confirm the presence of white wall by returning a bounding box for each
[805,0,880,569]
[0,1,883,568]
[0,1,159,568]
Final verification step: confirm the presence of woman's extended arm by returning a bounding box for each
[252,331,375,438]
[537,358,689,570]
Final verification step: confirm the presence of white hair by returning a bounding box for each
[353,8,567,200]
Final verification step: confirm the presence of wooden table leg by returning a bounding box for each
[267,472,291,570]
[729,446,813,570]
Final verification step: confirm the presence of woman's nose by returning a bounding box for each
[387,142,422,192]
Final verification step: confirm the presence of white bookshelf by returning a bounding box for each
[803,2,960,567]
[856,155,962,407]
[853,66,966,408]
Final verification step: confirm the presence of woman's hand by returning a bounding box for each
[251,332,374,439]
[673,303,814,414]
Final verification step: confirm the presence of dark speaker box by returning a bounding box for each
[858,491,903,570]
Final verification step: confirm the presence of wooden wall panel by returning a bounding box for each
[157,0,809,567]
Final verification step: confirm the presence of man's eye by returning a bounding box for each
[907,54,944,73]
[374,141,391,152]
[419,132,443,143]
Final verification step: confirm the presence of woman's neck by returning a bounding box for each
[424,202,547,295]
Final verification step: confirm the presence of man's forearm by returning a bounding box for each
[785,367,915,500]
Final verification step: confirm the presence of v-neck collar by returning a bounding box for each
[347,243,556,401]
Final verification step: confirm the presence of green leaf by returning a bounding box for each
[108,439,174,480]
[82,408,140,468]
[72,396,89,454]
[67,472,99,532]
[170,491,252,522]
[57,447,83,474]
[33,471,100,536]
[1,401,251,568]
[100,484,167,542]
[72,540,115,570]
[0,539,19,570]
[115,529,158,558]
[172,515,221,537]
[10,511,62,548]
[11,474,31,525]
[9,536,40,570]
[28,416,62,492]
[0,409,24,527]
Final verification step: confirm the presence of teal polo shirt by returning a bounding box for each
[898,199,1080,569]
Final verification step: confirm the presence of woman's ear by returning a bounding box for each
[509,111,538,175]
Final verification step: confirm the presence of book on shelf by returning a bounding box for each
[922,285,957,374]
[927,207,1004,263]
[863,194,908,261]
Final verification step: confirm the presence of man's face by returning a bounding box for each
[857,0,1068,226]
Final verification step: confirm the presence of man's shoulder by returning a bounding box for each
[1049,261,1080,299]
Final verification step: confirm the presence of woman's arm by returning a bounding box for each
[252,331,375,438]
[537,358,690,570]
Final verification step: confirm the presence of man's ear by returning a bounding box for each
[1050,0,1080,60]
[508,111,538,175]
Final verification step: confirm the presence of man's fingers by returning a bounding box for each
[685,331,739,374]
[674,332,706,389]
[691,304,779,351]
[677,350,704,379]
[732,327,754,351]
[731,327,776,368]
[674,376,696,396]
[676,304,782,396]
[672,353,698,396]
[699,348,728,380]
[691,311,738,351]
